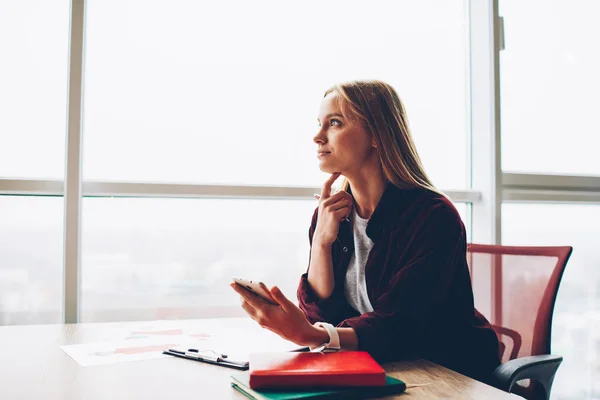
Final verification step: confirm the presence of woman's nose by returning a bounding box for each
[313,127,326,144]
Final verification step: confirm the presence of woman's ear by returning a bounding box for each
[371,138,378,148]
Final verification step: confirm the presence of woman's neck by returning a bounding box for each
[346,170,387,220]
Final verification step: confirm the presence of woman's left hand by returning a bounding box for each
[230,283,320,346]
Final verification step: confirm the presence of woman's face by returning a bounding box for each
[314,92,377,175]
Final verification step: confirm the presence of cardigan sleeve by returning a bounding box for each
[297,208,354,325]
[338,203,466,362]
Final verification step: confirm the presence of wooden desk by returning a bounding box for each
[0,318,516,399]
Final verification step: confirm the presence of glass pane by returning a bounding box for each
[0,196,63,325]
[0,1,69,179]
[502,203,600,399]
[500,0,600,176]
[80,198,316,322]
[83,0,469,189]
[454,203,471,242]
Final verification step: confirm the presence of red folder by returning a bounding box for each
[248,351,386,389]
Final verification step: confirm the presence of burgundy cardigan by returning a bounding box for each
[297,184,500,382]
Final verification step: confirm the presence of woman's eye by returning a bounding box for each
[330,119,341,126]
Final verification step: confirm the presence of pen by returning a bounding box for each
[167,348,227,362]
[187,348,228,358]
[163,349,248,368]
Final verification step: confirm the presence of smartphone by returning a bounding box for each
[232,276,279,306]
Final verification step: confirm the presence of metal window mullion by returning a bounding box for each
[0,179,63,195]
[469,0,503,245]
[503,188,600,204]
[82,182,322,200]
[0,179,484,203]
[63,0,86,324]
[80,182,483,202]
[503,172,600,192]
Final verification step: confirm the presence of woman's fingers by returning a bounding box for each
[233,284,262,321]
[321,190,351,207]
[231,283,265,308]
[241,299,259,319]
[324,197,352,211]
[333,207,351,220]
[331,201,351,212]
[316,192,352,220]
[270,286,293,313]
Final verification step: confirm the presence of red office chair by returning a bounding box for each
[467,244,573,400]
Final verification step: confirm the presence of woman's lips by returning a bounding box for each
[317,152,331,158]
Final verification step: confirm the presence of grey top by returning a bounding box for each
[344,207,375,314]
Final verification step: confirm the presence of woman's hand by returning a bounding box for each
[313,173,353,247]
[230,283,326,346]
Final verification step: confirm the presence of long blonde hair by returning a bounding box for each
[325,80,442,196]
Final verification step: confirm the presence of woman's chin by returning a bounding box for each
[318,159,346,175]
[318,164,337,174]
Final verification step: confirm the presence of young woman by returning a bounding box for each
[231,80,500,383]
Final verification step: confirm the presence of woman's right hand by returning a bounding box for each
[313,173,353,247]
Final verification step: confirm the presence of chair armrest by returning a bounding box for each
[492,355,563,394]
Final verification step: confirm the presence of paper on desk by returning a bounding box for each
[60,337,182,366]
[61,318,297,366]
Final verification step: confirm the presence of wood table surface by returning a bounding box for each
[0,318,517,399]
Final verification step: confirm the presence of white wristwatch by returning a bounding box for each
[311,322,341,353]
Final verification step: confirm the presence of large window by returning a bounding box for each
[79,0,472,320]
[77,0,473,322]
[1,0,474,327]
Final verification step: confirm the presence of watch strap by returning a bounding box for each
[311,322,341,352]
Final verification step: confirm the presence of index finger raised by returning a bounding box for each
[320,172,341,199]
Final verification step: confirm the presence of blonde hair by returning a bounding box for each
[325,80,443,196]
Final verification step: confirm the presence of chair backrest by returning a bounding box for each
[467,244,572,363]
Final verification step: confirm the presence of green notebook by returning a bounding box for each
[230,372,406,400]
